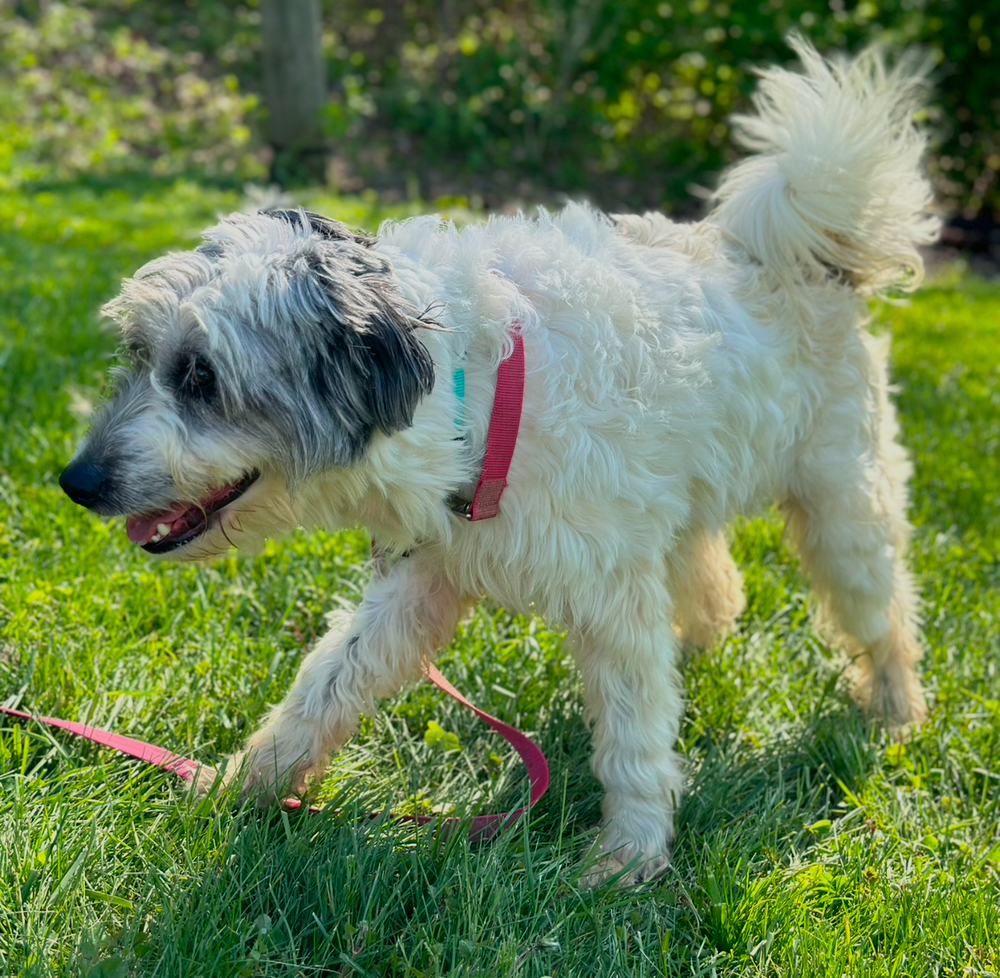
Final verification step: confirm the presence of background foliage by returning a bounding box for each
[0,2,263,190]
[1,0,996,214]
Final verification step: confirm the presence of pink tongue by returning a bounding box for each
[126,502,193,546]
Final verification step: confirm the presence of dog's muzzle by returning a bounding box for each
[59,453,261,554]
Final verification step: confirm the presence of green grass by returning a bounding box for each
[2,183,999,978]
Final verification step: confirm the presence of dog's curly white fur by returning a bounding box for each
[61,39,939,884]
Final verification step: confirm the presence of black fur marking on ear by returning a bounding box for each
[266,208,374,248]
[290,240,436,464]
[305,246,391,281]
[306,293,435,452]
[253,210,438,468]
[195,241,225,260]
[352,296,436,438]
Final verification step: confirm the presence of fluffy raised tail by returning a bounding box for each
[711,35,940,294]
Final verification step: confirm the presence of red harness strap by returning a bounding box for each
[1,661,549,842]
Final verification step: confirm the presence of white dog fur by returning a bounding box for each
[61,37,939,884]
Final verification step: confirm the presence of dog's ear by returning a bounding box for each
[266,208,374,248]
[302,243,436,453]
[343,291,436,438]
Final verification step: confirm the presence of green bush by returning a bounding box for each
[0,1,265,189]
[1,1,996,215]
[323,0,998,214]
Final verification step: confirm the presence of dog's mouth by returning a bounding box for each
[125,470,260,554]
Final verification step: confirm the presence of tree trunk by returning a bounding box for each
[260,0,327,185]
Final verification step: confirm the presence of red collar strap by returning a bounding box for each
[450,322,525,521]
[1,661,549,842]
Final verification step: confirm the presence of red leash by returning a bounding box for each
[0,703,202,780]
[0,662,549,842]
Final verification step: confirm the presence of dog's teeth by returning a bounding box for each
[156,522,171,537]
[150,532,162,543]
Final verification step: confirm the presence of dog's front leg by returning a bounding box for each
[571,572,686,886]
[214,556,469,803]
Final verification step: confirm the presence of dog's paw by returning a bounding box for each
[856,663,928,728]
[232,747,315,807]
[191,749,309,808]
[579,847,670,888]
[192,756,239,802]
[870,680,928,728]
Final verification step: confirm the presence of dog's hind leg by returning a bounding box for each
[213,555,470,803]
[571,565,686,886]
[783,374,927,725]
[670,529,746,650]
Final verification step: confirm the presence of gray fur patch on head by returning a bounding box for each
[89,208,435,502]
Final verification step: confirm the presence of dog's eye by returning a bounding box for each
[183,355,216,399]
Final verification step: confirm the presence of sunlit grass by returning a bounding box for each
[1,182,998,977]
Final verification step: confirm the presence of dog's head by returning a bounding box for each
[59,209,435,559]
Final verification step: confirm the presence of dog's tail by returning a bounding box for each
[710,35,940,295]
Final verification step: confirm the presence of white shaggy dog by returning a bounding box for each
[61,38,938,883]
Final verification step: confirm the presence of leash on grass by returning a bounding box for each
[0,662,550,842]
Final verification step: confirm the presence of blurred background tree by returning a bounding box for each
[260,0,327,184]
[1,0,996,219]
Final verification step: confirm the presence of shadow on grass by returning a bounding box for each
[671,702,881,955]
[65,693,885,977]
[680,705,877,843]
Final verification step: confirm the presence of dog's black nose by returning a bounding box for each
[59,459,107,509]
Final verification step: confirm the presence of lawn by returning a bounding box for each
[1,182,998,978]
